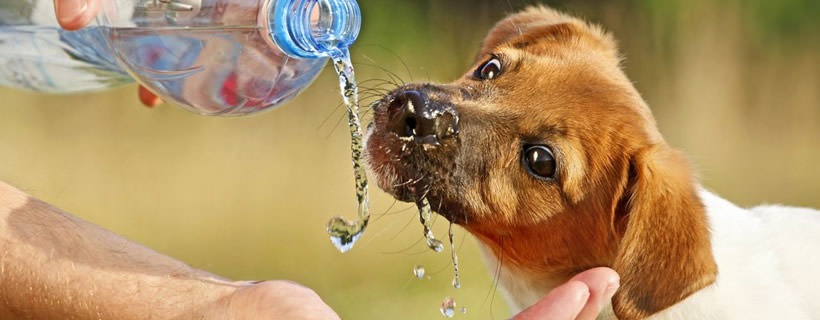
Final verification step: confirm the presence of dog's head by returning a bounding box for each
[364,6,717,319]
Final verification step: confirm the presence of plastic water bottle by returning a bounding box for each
[0,0,360,116]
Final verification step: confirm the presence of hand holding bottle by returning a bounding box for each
[53,0,99,31]
[0,0,357,114]
[54,0,162,106]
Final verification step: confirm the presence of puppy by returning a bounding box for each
[363,5,820,320]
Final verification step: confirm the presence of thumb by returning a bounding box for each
[510,267,620,320]
[54,0,101,30]
[511,281,590,320]
[138,85,163,107]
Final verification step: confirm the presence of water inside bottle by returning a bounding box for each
[108,26,326,115]
[325,48,371,253]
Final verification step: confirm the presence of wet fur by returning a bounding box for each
[364,6,820,319]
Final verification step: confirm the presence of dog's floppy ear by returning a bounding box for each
[611,144,717,319]
[478,6,616,61]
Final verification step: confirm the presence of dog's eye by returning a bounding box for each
[523,145,556,179]
[475,58,502,80]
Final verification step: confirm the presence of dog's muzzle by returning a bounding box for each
[385,89,459,146]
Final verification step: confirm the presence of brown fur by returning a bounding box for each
[365,6,717,319]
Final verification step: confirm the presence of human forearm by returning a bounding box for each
[0,181,237,319]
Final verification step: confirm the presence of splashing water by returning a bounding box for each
[448,222,461,289]
[416,197,444,252]
[415,196,465,314]
[325,49,371,253]
[413,265,426,279]
[440,297,456,318]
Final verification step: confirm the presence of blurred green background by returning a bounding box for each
[0,0,818,318]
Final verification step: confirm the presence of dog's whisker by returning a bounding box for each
[364,205,426,246]
[393,174,426,188]
[504,0,523,37]
[324,111,350,139]
[379,204,417,218]
[316,101,347,131]
[357,78,397,87]
[378,233,427,255]
[356,88,390,95]
[361,50,414,83]
[355,91,387,98]
[419,185,432,201]
[357,93,385,102]
[355,63,406,88]
[356,84,392,92]
[370,198,399,221]
[355,62,406,85]
[482,235,505,318]
[384,207,421,242]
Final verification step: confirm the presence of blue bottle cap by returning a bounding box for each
[269,0,361,59]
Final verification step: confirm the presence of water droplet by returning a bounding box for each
[460,307,467,314]
[428,238,444,252]
[416,197,444,252]
[440,297,456,318]
[448,223,461,289]
[413,265,425,279]
[327,216,366,253]
[326,49,371,253]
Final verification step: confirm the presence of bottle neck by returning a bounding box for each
[268,0,361,59]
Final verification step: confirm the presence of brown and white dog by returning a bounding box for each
[363,5,820,320]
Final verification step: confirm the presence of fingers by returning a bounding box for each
[54,0,102,31]
[512,280,589,320]
[569,267,620,320]
[53,0,164,110]
[229,280,341,320]
[138,85,163,107]
[511,267,620,320]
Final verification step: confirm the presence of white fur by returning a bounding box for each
[481,188,820,319]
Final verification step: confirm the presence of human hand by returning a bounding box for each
[220,280,341,320]
[0,180,338,320]
[54,0,163,107]
[53,0,99,30]
[511,267,620,320]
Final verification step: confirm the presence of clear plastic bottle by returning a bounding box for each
[0,0,360,115]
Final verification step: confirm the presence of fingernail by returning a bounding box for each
[139,86,163,107]
[576,285,590,303]
[600,277,620,310]
[570,286,591,319]
[55,0,88,25]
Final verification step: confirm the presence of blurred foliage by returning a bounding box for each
[743,0,820,42]
[0,0,818,319]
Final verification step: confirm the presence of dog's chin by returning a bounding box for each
[364,126,469,225]
[363,128,424,202]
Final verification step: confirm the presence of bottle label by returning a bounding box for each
[0,27,58,91]
[0,26,131,92]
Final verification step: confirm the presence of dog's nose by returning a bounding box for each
[387,90,458,145]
